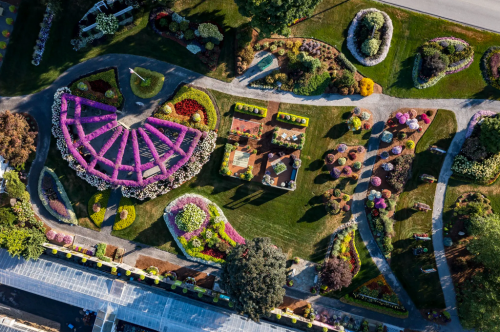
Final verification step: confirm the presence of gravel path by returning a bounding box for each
[6,54,500,331]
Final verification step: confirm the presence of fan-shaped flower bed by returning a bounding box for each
[154,85,218,132]
[38,167,78,224]
[69,68,123,107]
[52,87,217,200]
[130,67,165,99]
[163,194,245,266]
[413,37,474,89]
[347,8,393,66]
[481,46,500,90]
[88,190,111,228]
[113,196,136,231]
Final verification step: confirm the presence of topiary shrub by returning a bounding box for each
[334,189,342,197]
[338,157,347,166]
[363,11,384,30]
[361,38,381,57]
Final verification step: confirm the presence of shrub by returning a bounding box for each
[63,235,73,245]
[338,157,347,166]
[130,67,165,99]
[337,71,356,88]
[66,253,72,259]
[326,154,335,164]
[278,49,285,56]
[179,20,189,31]
[334,189,341,197]
[184,29,195,40]
[4,171,25,198]
[406,140,415,149]
[9,6,16,13]
[2,30,9,38]
[6,18,13,25]
[88,190,111,227]
[363,11,384,30]
[169,21,179,32]
[97,262,102,267]
[361,38,381,57]
[175,203,206,232]
[45,230,56,241]
[293,72,330,96]
[113,197,136,231]
[0,111,37,167]
[95,13,119,34]
[205,42,214,51]
[371,176,382,186]
[421,52,449,78]
[254,44,261,51]
[320,257,352,291]
[343,194,350,201]
[367,200,375,208]
[387,155,413,191]
[270,45,277,52]
[353,161,362,170]
[480,116,500,153]
[198,23,223,41]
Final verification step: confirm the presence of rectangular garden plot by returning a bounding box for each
[271,127,305,150]
[277,111,309,127]
[229,117,263,139]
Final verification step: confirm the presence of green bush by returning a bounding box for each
[113,197,136,231]
[130,67,165,98]
[205,42,214,51]
[337,71,356,88]
[293,72,330,96]
[179,21,189,31]
[95,243,111,262]
[69,69,123,107]
[88,190,111,228]
[175,203,206,232]
[184,29,195,40]
[198,23,223,42]
[169,21,179,32]
[363,12,384,30]
[361,38,381,57]
[480,116,500,153]
[0,207,16,226]
[4,171,25,198]
[337,53,357,73]
[297,52,321,72]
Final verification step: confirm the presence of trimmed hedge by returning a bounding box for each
[341,295,408,318]
[88,190,111,228]
[171,86,218,130]
[234,102,267,117]
[113,197,136,230]
[276,111,309,127]
[95,243,111,262]
[130,67,165,99]
[69,69,123,107]
[337,53,357,73]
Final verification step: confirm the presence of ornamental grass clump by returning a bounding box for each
[175,203,206,232]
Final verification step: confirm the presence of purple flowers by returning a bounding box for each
[63,235,73,245]
[330,168,341,179]
[46,230,56,241]
[55,233,64,243]
[392,146,402,155]
[374,197,387,209]
[337,144,347,153]
[371,176,382,186]
[224,223,246,244]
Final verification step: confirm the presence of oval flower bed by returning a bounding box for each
[480,46,500,90]
[347,8,393,66]
[163,194,245,266]
[38,167,78,224]
[412,37,474,89]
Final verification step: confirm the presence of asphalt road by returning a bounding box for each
[375,0,500,33]
[0,284,93,332]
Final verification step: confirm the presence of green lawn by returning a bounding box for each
[0,0,248,96]
[390,109,457,309]
[291,0,500,99]
[44,137,100,231]
[112,90,370,260]
[3,0,500,99]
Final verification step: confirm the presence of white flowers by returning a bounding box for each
[347,8,393,66]
[96,13,119,35]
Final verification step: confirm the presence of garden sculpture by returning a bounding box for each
[420,174,437,183]
[430,146,447,154]
[413,202,431,212]
[421,267,437,273]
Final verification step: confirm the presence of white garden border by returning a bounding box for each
[347,8,393,66]
[163,194,229,267]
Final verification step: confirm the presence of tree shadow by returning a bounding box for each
[325,122,348,140]
[388,56,415,92]
[393,207,418,222]
[314,173,332,185]
[310,234,331,262]
[297,204,326,224]
[307,158,324,172]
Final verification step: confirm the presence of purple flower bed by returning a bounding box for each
[224,223,245,244]
[465,110,497,138]
[167,196,210,240]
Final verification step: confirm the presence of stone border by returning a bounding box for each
[347,8,393,67]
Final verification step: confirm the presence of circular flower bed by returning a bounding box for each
[175,203,207,232]
[347,8,393,66]
[481,46,500,90]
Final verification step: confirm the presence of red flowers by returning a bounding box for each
[201,246,226,259]
[174,99,208,125]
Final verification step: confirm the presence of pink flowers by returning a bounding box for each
[63,235,73,245]
[55,233,64,243]
[421,113,431,124]
[396,112,410,124]
[371,176,382,187]
[224,223,246,244]
[46,230,56,240]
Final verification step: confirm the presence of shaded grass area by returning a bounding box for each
[0,0,248,96]
[324,231,380,299]
[113,91,368,261]
[391,109,457,309]
[290,0,500,99]
[44,137,99,231]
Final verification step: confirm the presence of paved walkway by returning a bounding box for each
[6,54,500,331]
[100,189,122,235]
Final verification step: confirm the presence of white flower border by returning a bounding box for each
[163,194,228,267]
[51,88,217,200]
[347,8,393,67]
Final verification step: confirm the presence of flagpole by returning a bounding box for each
[129,68,145,81]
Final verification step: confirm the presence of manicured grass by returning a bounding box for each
[391,109,457,309]
[290,0,500,99]
[325,231,381,299]
[113,91,369,261]
[0,0,248,96]
[44,137,99,231]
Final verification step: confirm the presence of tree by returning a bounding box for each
[468,214,500,272]
[480,116,500,154]
[421,52,449,78]
[234,0,323,36]
[4,171,26,199]
[0,226,45,260]
[219,237,286,321]
[320,257,352,291]
[0,111,36,167]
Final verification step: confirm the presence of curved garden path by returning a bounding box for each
[4,54,500,331]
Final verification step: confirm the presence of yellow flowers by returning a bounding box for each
[360,78,374,97]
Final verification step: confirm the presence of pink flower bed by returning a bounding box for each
[224,223,246,245]
[167,196,210,240]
